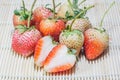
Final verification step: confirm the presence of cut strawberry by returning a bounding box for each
[34,36,56,67]
[44,44,76,73]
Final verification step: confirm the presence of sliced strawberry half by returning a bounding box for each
[44,44,76,73]
[34,36,56,67]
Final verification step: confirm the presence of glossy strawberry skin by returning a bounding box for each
[84,28,109,60]
[12,29,42,57]
[33,7,53,23]
[39,19,65,41]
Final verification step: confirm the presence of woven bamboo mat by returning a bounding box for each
[0,0,120,80]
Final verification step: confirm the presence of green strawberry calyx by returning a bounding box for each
[66,5,94,31]
[94,27,106,33]
[15,0,37,34]
[15,25,36,34]
[68,48,77,55]
[49,36,58,45]
[65,0,89,20]
[14,0,29,21]
[62,29,82,38]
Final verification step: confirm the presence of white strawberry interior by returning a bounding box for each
[36,36,56,67]
[44,45,76,72]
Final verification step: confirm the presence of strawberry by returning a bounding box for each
[12,0,42,57]
[44,44,76,73]
[84,1,115,60]
[39,19,65,41]
[34,36,56,67]
[84,28,109,60]
[66,18,92,32]
[13,0,33,27]
[59,29,84,55]
[12,26,42,57]
[13,14,28,27]
[33,7,53,29]
[57,3,74,18]
[39,0,65,41]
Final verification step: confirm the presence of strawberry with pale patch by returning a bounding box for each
[84,2,115,60]
[39,0,65,41]
[34,36,56,67]
[59,29,84,55]
[66,18,92,32]
[44,44,76,73]
[84,28,109,60]
[12,0,42,57]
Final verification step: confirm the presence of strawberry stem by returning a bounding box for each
[70,5,94,31]
[27,0,37,28]
[68,0,73,8]
[55,3,61,8]
[52,0,56,18]
[22,0,25,14]
[99,1,115,27]
[78,0,86,6]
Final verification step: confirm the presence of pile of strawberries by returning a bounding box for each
[12,0,114,73]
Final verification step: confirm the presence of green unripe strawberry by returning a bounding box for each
[59,29,84,55]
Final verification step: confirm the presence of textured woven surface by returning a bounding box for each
[0,0,120,80]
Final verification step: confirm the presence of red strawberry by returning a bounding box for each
[38,0,65,41]
[12,26,42,57]
[44,44,76,73]
[84,28,109,60]
[34,36,56,67]
[33,7,53,24]
[39,19,65,41]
